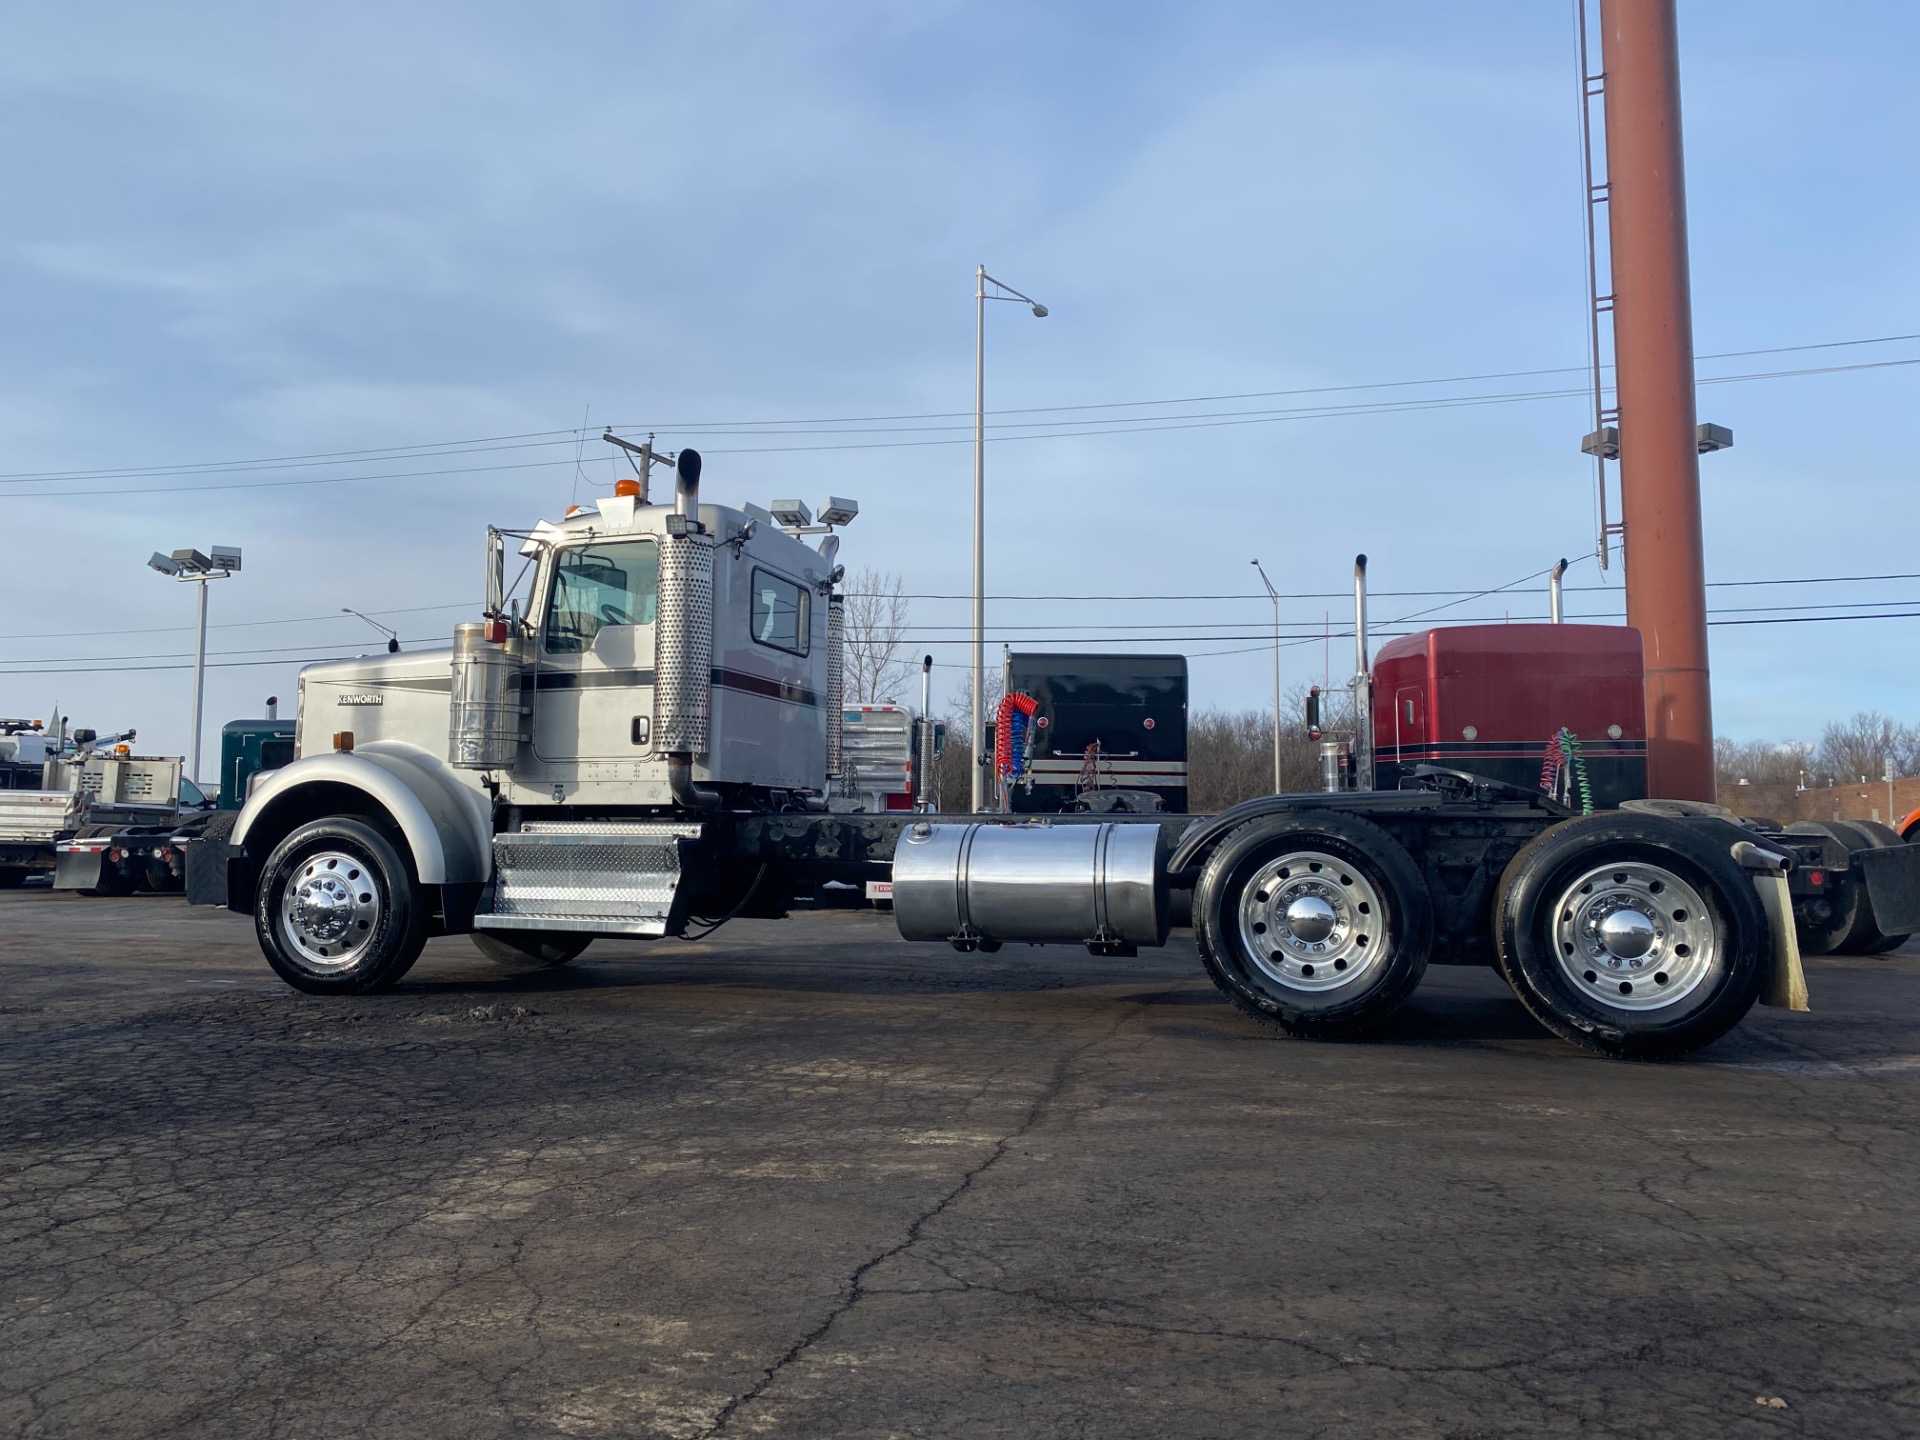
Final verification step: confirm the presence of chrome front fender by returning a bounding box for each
[231,741,492,884]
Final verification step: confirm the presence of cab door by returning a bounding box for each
[531,538,659,764]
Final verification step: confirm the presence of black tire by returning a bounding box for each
[1831,821,1912,954]
[1791,821,1908,955]
[255,817,428,995]
[1495,814,1767,1060]
[470,930,592,970]
[1193,811,1432,1040]
[80,865,138,898]
[0,867,27,889]
[1787,822,1864,955]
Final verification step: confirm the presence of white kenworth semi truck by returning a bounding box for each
[210,452,1920,1060]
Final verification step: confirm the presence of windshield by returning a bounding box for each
[545,540,660,654]
[178,776,208,807]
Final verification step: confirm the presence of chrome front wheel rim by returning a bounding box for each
[1550,860,1715,1012]
[278,849,382,972]
[1237,849,1387,992]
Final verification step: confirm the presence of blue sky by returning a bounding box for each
[2,1,1916,771]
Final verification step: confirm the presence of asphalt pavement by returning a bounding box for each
[2,889,1917,1438]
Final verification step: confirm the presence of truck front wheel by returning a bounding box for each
[1495,816,1765,1059]
[470,931,593,970]
[1193,812,1433,1040]
[255,818,428,995]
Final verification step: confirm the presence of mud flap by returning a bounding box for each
[1855,842,1920,936]
[1753,871,1809,1012]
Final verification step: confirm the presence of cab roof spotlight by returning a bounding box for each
[816,497,860,528]
[770,499,813,530]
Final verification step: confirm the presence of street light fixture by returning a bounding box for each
[972,264,1049,812]
[147,545,241,784]
[1251,559,1282,794]
[343,608,401,654]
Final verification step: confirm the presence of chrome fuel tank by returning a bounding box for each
[892,820,1168,948]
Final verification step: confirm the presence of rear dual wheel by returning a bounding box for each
[1194,812,1432,1039]
[1495,815,1766,1060]
[1788,820,1910,955]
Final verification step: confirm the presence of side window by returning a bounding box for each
[750,569,810,655]
[545,540,659,654]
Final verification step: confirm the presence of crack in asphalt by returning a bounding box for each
[694,1001,1145,1438]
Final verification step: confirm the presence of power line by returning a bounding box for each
[7,571,1919,650]
[6,608,1919,677]
[9,330,1912,485]
[7,340,1919,499]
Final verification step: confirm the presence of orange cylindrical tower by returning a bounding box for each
[1599,0,1715,800]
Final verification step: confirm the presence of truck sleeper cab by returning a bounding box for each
[221,449,844,990]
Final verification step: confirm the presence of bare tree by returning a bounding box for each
[929,665,1006,811]
[944,664,1005,732]
[1714,736,1816,789]
[1189,685,1348,811]
[1815,711,1920,786]
[842,567,913,704]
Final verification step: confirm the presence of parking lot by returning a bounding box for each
[2,890,1917,1438]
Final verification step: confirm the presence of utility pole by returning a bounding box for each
[1599,0,1715,800]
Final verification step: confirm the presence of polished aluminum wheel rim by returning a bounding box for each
[278,850,381,972]
[1237,850,1386,992]
[1551,861,1714,1012]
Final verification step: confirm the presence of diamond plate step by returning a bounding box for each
[475,821,704,937]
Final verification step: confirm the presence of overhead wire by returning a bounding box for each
[2,331,1916,497]
[5,570,1920,654]
[6,608,1919,676]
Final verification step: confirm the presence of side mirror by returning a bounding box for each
[932,721,948,759]
[485,528,505,616]
[1305,687,1322,741]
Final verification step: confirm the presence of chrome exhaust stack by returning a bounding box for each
[1352,554,1374,791]
[655,449,719,808]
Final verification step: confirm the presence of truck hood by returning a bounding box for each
[302,646,455,691]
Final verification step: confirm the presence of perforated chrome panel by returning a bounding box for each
[653,536,714,756]
[478,822,704,937]
[826,592,845,776]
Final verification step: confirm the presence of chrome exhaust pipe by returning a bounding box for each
[1353,555,1373,791]
[675,447,701,518]
[1550,557,1568,623]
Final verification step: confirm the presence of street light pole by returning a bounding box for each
[1251,559,1281,793]
[148,546,241,785]
[970,265,1048,813]
[191,577,210,784]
